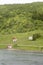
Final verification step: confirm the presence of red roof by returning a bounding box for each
[12,37,16,39]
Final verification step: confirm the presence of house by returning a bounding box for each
[8,45,12,49]
[12,37,17,42]
[28,36,33,41]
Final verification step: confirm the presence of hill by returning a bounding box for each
[0,2,43,34]
[0,2,43,50]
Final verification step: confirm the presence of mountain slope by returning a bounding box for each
[0,2,43,34]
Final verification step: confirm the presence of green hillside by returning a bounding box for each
[0,2,43,50]
[0,2,43,34]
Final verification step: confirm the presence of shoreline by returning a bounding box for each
[0,48,43,53]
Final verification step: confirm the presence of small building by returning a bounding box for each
[8,45,12,49]
[28,36,33,41]
[12,37,17,42]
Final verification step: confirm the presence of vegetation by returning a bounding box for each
[0,2,43,50]
[33,33,41,40]
[0,30,43,50]
[0,2,43,34]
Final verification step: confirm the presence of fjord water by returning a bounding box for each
[0,50,43,65]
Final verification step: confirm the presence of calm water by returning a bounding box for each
[0,50,43,65]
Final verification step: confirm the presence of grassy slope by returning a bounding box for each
[0,30,43,50]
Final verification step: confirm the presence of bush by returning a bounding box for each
[33,33,41,40]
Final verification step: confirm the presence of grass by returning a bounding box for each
[0,30,43,51]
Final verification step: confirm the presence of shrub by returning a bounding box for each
[33,33,41,40]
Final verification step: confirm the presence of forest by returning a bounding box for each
[0,2,43,34]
